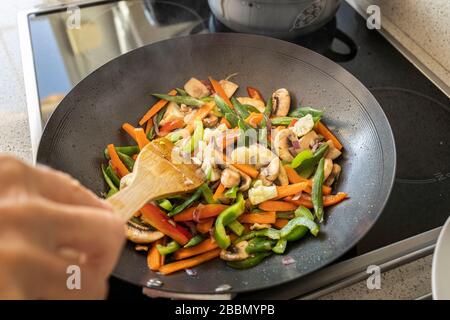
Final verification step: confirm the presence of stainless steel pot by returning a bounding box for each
[208,0,342,39]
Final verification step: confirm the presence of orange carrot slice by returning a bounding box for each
[213,183,225,200]
[107,144,129,177]
[174,204,228,222]
[276,182,308,199]
[196,218,215,234]
[209,77,232,107]
[245,113,264,127]
[259,201,297,212]
[134,128,150,150]
[159,248,221,275]
[273,219,289,229]
[122,123,137,142]
[147,239,163,271]
[284,165,331,195]
[139,89,177,126]
[285,192,348,208]
[173,238,218,260]
[315,121,343,150]
[238,212,276,224]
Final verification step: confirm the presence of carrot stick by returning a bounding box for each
[315,121,343,150]
[276,182,308,199]
[223,154,259,178]
[273,219,289,229]
[259,201,298,212]
[147,239,163,271]
[196,218,214,234]
[159,248,221,275]
[139,89,177,126]
[158,119,185,136]
[238,212,276,224]
[284,165,331,195]
[285,192,348,208]
[107,144,130,177]
[122,123,137,142]
[247,86,264,101]
[173,238,218,260]
[145,119,153,135]
[174,204,228,222]
[213,183,225,200]
[134,128,150,150]
[209,77,232,107]
[245,113,264,127]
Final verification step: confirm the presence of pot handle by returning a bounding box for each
[324,29,357,62]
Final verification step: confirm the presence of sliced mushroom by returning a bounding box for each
[203,114,219,128]
[184,77,210,98]
[276,163,289,186]
[237,97,266,113]
[221,168,241,188]
[273,129,297,162]
[125,223,164,244]
[324,158,333,180]
[220,241,249,261]
[219,79,239,98]
[292,114,314,137]
[299,130,319,150]
[259,157,280,186]
[324,140,342,160]
[159,101,184,126]
[271,88,291,116]
[324,164,342,186]
[250,223,272,230]
[248,144,276,168]
[225,165,252,191]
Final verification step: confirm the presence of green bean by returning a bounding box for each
[117,151,135,171]
[152,93,204,106]
[312,157,325,222]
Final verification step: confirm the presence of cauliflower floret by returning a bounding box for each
[248,182,278,205]
[292,114,314,137]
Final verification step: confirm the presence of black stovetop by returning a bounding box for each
[27,0,449,298]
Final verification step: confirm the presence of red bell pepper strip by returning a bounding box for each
[247,86,264,101]
[140,204,191,245]
[158,119,185,136]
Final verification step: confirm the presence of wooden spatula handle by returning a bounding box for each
[107,183,156,220]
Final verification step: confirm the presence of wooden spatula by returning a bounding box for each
[107,139,204,220]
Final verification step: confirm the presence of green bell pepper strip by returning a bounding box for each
[224,112,239,128]
[233,227,281,244]
[224,185,239,199]
[291,150,314,169]
[214,193,246,249]
[199,183,217,204]
[280,216,320,238]
[296,143,329,178]
[156,241,181,256]
[104,145,139,159]
[105,165,120,188]
[157,199,173,211]
[264,96,273,117]
[183,235,205,248]
[117,151,135,171]
[152,93,204,106]
[282,206,314,242]
[168,188,202,217]
[230,97,250,119]
[272,238,288,254]
[175,88,188,96]
[312,157,325,222]
[214,94,234,115]
[288,106,323,123]
[245,237,276,254]
[101,164,118,194]
[228,220,245,236]
[270,117,297,126]
[186,119,203,152]
[227,252,272,269]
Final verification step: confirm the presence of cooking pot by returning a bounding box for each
[208,0,342,39]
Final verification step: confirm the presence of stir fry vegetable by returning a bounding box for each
[101,75,348,275]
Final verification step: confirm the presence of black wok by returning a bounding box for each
[37,33,396,294]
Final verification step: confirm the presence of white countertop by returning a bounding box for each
[1,0,448,299]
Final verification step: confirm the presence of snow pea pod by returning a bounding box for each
[117,151,135,171]
[103,145,139,159]
[312,157,325,222]
[152,93,204,106]
[168,188,202,217]
[288,106,323,123]
[230,97,250,119]
[105,165,120,188]
[101,164,118,196]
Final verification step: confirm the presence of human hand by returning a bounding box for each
[0,155,125,299]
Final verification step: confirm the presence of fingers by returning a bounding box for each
[34,164,113,211]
